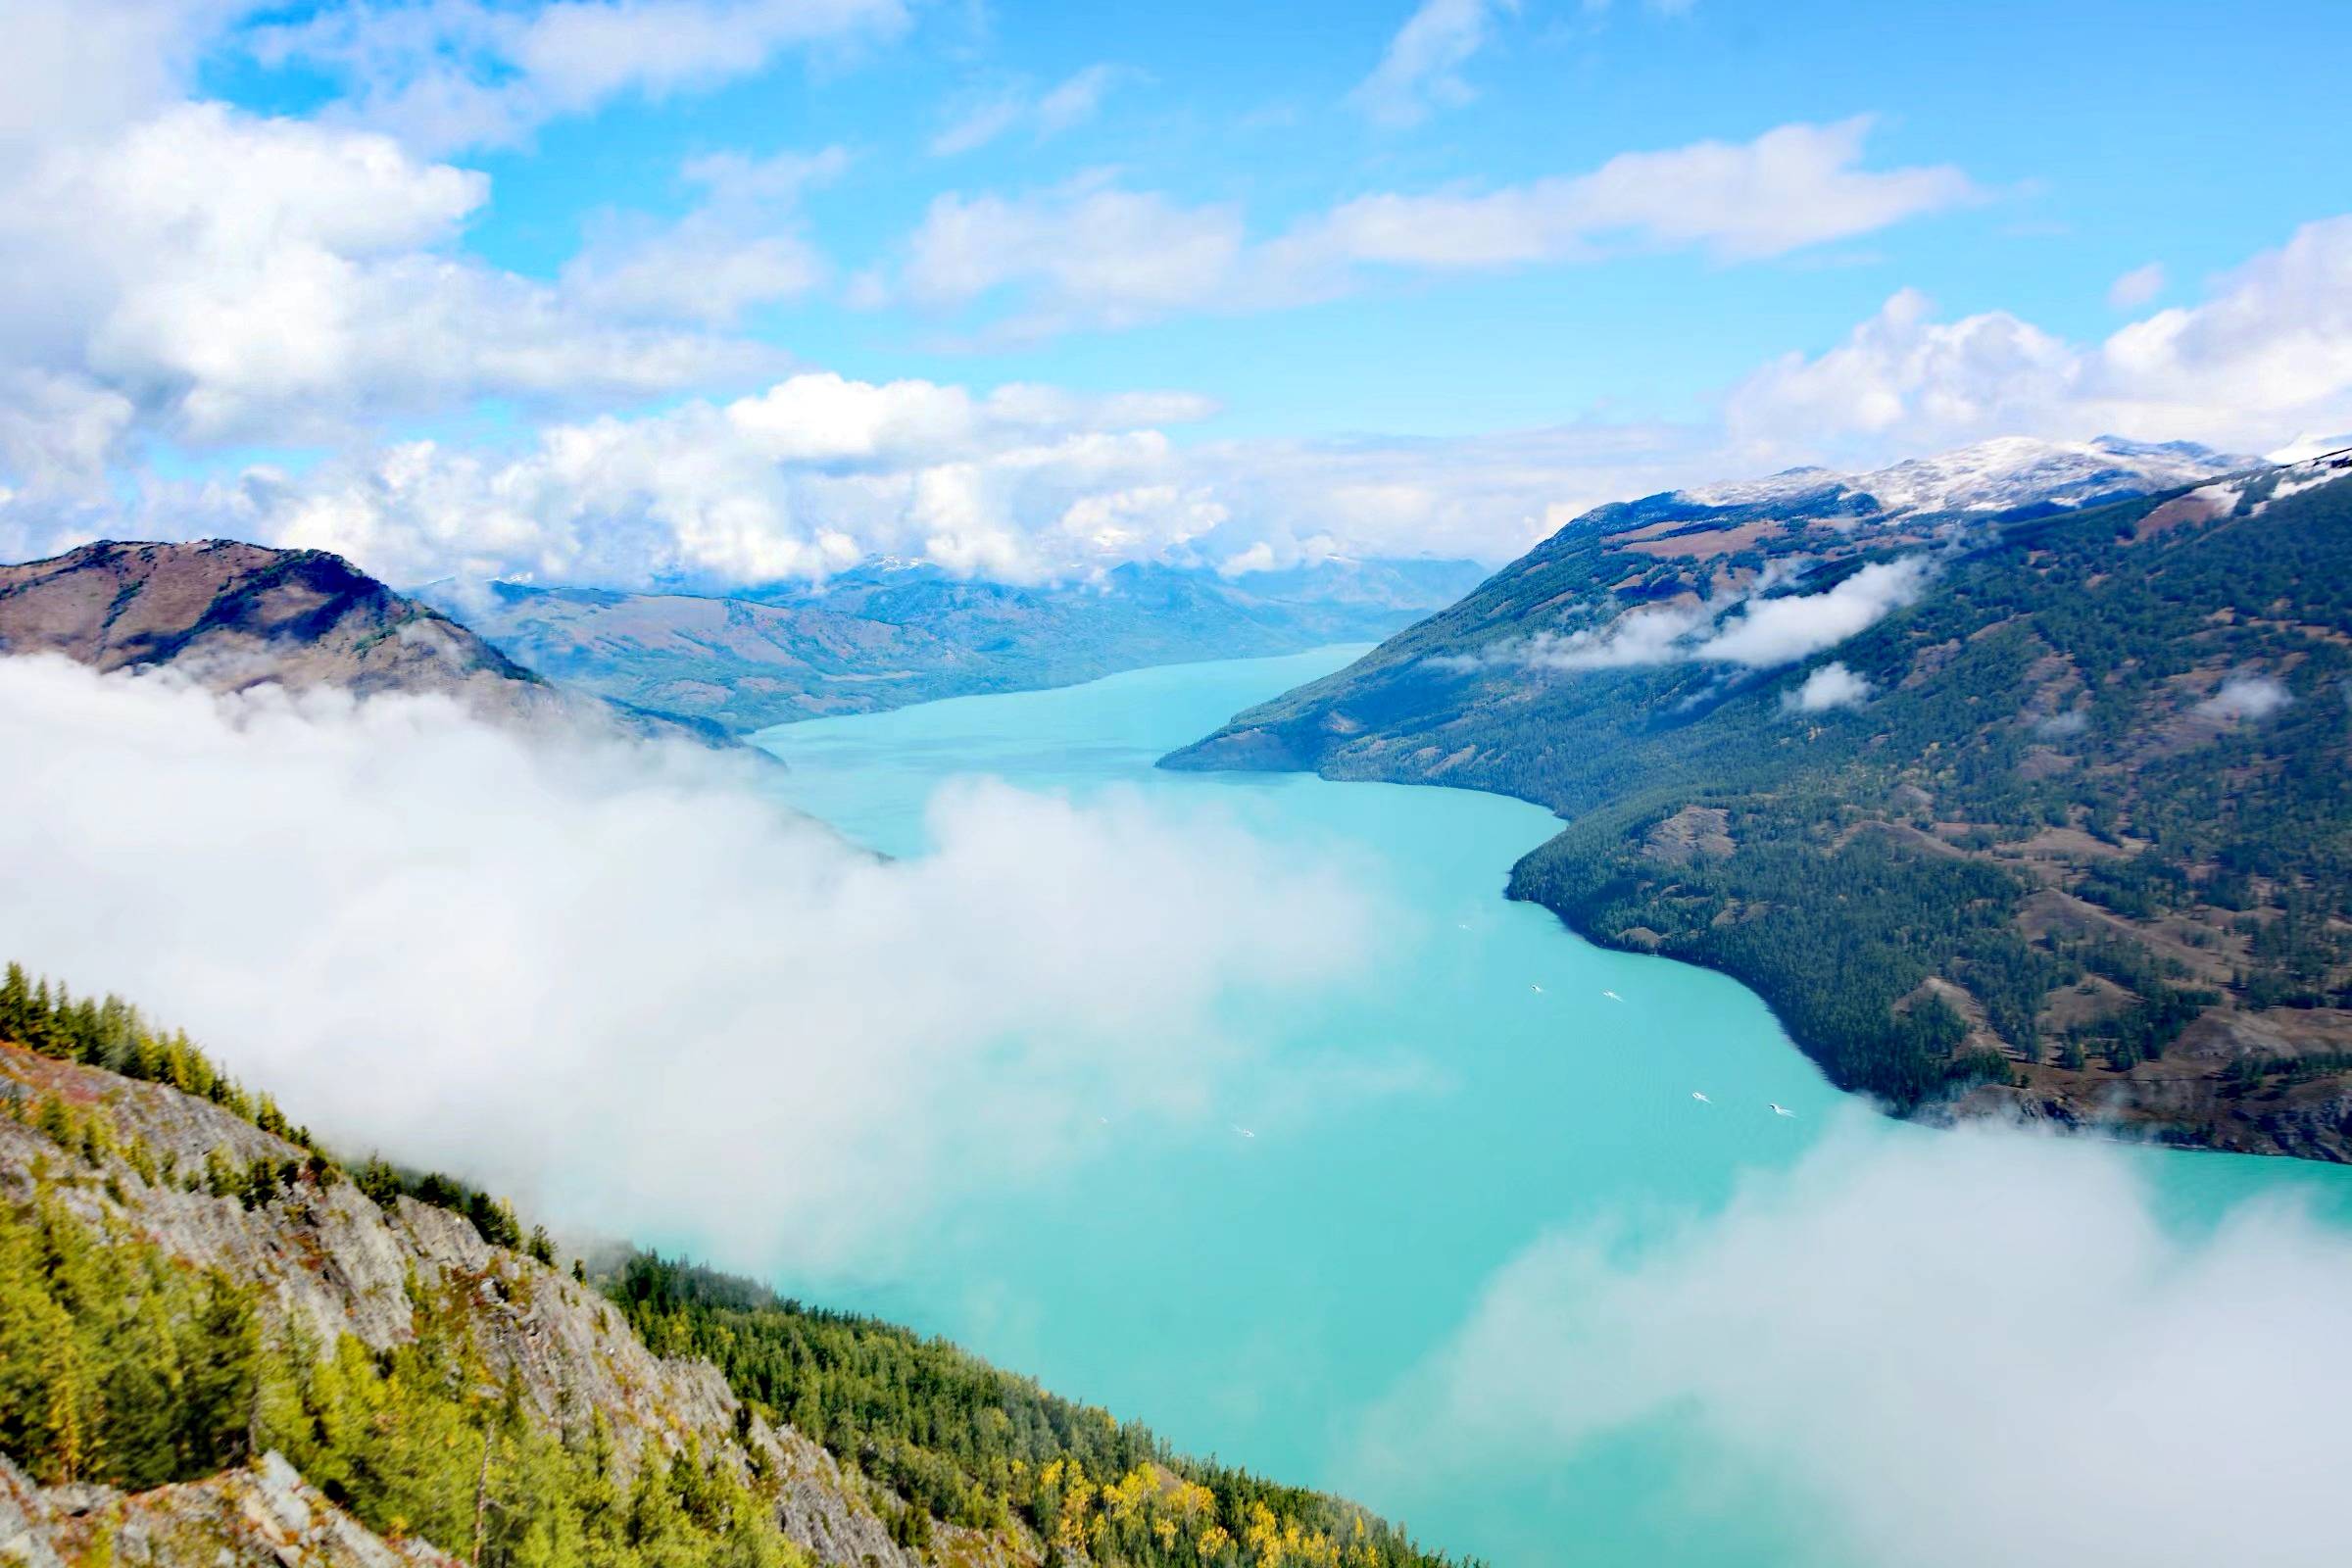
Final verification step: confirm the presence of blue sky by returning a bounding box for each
[2,0,2348,584]
[245,0,2347,437]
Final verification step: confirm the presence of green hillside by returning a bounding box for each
[1167,454,2352,1156]
[0,964,1470,1567]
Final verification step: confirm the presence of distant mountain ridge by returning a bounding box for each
[418,555,1489,734]
[1168,437,2352,1158]
[0,539,723,745]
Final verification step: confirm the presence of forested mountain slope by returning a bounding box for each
[422,557,1486,733]
[0,540,720,745]
[1167,441,2352,1158]
[0,967,1469,1568]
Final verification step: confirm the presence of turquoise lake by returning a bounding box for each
[755,646,2352,1566]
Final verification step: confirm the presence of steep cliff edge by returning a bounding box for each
[0,968,1470,1568]
[0,1035,1004,1568]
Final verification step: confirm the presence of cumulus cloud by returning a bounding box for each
[890,121,1975,335]
[1730,217,2352,459]
[0,0,242,146]
[192,371,1244,587]
[251,0,912,154]
[930,64,1128,156]
[1349,1118,2352,1568]
[2196,673,2292,721]
[140,376,1745,589]
[0,99,771,499]
[1482,557,1929,675]
[1349,0,1516,128]
[0,655,1387,1274]
[1784,660,1872,710]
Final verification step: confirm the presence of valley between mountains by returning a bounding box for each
[5,428,2352,1568]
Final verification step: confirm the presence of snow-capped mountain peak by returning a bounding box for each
[1679,435,2256,521]
[1851,435,2254,516]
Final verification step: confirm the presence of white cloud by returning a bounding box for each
[1349,1119,2352,1568]
[561,146,849,325]
[1697,557,1929,666]
[0,101,770,494]
[930,63,1127,156]
[1731,217,2352,460]
[0,655,1386,1275]
[2108,260,2166,310]
[1187,416,1727,568]
[252,0,912,154]
[1727,286,2072,452]
[191,371,1239,587]
[1349,0,1516,128]
[892,121,1976,334]
[1785,660,1872,710]
[1486,557,1930,674]
[899,173,1249,333]
[45,377,1735,590]
[0,372,139,502]
[1034,64,1124,135]
[1292,117,1974,269]
[0,0,244,146]
[2196,673,2291,721]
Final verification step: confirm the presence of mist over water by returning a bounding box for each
[755,646,2352,1568]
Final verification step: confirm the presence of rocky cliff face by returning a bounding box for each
[0,540,722,746]
[0,1448,462,1568]
[0,1043,1018,1568]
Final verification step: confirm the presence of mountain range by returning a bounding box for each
[1168,436,2352,1159]
[416,556,1489,734]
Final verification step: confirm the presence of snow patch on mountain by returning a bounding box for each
[1683,435,2255,520]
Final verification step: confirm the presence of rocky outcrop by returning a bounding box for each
[0,1044,1006,1568]
[0,1448,463,1567]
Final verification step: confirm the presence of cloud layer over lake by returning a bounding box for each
[1350,1116,2352,1568]
[0,656,1388,1275]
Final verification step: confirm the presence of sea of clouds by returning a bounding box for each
[0,654,1389,1274]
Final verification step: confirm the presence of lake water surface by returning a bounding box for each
[756,646,2352,1566]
